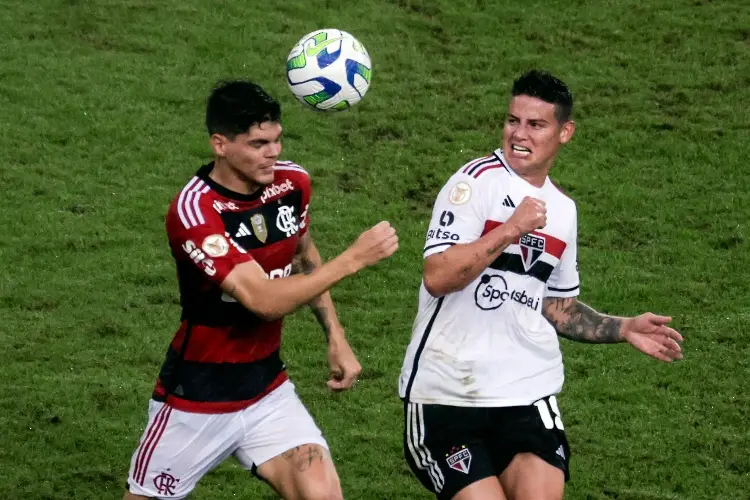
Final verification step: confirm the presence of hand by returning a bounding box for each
[327,335,362,392]
[622,313,684,362]
[507,197,547,236]
[345,221,399,272]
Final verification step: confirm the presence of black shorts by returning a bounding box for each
[403,396,570,500]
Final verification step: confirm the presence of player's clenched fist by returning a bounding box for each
[507,196,547,235]
[345,221,399,271]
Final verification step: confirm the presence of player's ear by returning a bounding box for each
[210,133,230,157]
[559,120,575,145]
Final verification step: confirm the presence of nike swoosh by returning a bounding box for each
[305,37,344,57]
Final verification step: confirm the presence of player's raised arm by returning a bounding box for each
[424,196,546,297]
[221,221,398,320]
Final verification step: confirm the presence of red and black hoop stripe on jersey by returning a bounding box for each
[482,220,567,284]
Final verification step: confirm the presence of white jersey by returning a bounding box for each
[399,149,580,407]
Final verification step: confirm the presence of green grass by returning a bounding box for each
[1,0,749,498]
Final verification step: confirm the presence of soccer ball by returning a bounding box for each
[286,29,372,111]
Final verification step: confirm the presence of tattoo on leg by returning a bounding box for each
[281,445,324,473]
[296,446,323,473]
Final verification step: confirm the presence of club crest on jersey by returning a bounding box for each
[276,205,299,237]
[445,446,472,474]
[250,214,268,243]
[519,234,545,270]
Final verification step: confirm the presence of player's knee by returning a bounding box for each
[299,477,343,500]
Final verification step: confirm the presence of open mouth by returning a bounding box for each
[511,144,532,157]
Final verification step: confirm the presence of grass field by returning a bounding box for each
[2,0,749,499]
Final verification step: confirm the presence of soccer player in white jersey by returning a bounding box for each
[398,70,683,500]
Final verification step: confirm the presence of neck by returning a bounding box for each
[516,171,547,188]
[209,158,262,195]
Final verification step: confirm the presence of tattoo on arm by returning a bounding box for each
[292,238,341,340]
[542,297,623,343]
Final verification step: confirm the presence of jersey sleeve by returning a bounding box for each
[423,172,487,258]
[166,199,254,285]
[546,211,580,298]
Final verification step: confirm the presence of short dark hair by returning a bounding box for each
[206,80,281,139]
[511,70,573,123]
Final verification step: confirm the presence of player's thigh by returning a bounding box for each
[125,400,241,499]
[233,381,339,500]
[491,395,570,500]
[403,402,499,500]
[256,443,341,500]
[499,453,564,500]
[122,493,150,500]
[451,476,507,500]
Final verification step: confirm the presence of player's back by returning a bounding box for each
[153,160,311,413]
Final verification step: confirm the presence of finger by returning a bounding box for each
[656,339,683,361]
[663,337,682,353]
[646,313,673,325]
[660,346,683,361]
[649,350,675,363]
[327,379,348,391]
[341,371,359,389]
[659,326,683,342]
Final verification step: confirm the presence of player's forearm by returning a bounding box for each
[542,297,625,343]
[423,225,521,297]
[293,240,345,341]
[229,256,357,321]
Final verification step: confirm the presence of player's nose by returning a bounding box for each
[268,142,282,157]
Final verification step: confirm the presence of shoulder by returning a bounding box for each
[456,153,510,180]
[440,152,511,202]
[272,160,311,193]
[166,173,221,234]
[544,179,577,215]
[274,160,309,181]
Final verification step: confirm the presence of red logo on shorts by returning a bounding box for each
[153,471,179,496]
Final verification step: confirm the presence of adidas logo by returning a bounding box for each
[502,195,515,208]
[235,223,251,238]
[556,445,565,459]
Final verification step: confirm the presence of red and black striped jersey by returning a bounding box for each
[153,160,311,413]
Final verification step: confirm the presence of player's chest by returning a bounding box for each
[218,191,305,272]
[485,185,572,249]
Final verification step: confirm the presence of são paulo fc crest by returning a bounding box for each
[519,234,545,270]
[445,445,472,474]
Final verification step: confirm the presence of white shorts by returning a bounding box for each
[126,380,328,499]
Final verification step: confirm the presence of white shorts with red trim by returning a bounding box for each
[126,380,328,499]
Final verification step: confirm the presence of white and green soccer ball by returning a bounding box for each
[286,29,373,111]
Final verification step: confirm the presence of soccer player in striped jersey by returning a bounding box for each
[123,81,398,500]
[399,70,683,500]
